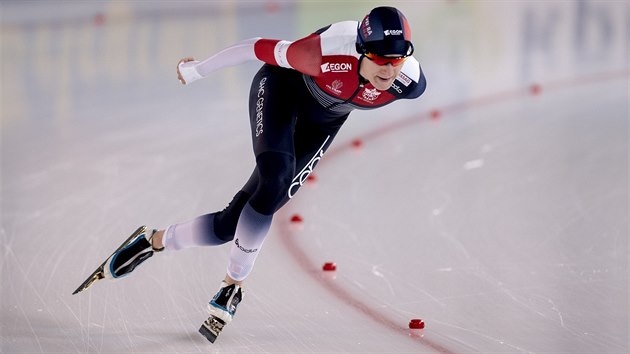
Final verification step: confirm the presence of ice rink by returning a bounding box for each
[1,1,628,353]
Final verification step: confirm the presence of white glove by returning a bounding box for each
[178,60,202,84]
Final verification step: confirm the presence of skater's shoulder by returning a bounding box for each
[314,21,360,57]
[396,57,426,99]
[314,21,358,36]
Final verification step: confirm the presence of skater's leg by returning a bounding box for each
[204,201,276,327]
[200,65,301,342]
[205,201,272,326]
[226,152,294,281]
[202,113,345,333]
[219,65,299,282]
[206,118,345,283]
[201,126,341,335]
[200,66,297,338]
[154,190,251,250]
[151,214,228,251]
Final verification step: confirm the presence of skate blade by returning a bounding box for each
[72,226,147,295]
[199,316,225,343]
[72,270,104,295]
[198,324,218,343]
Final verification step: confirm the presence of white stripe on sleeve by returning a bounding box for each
[273,40,294,69]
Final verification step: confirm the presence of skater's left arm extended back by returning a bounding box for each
[177,37,261,84]
[177,32,326,84]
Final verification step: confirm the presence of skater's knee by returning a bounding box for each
[256,151,294,178]
[249,152,294,214]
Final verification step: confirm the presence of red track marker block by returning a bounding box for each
[264,1,280,13]
[352,139,363,149]
[409,319,425,329]
[306,174,317,183]
[290,214,303,223]
[322,262,337,271]
[530,84,542,95]
[430,110,442,120]
[93,13,105,26]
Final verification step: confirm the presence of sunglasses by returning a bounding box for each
[363,52,409,66]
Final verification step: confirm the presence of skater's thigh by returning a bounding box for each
[285,115,348,200]
[248,64,300,157]
[293,115,347,173]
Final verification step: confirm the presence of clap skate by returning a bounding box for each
[199,281,243,343]
[72,225,163,295]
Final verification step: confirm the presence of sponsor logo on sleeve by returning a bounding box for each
[397,72,412,87]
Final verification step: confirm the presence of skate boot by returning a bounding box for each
[199,281,243,343]
[73,226,164,295]
[103,227,163,279]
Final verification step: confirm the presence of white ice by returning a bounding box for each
[1,1,628,353]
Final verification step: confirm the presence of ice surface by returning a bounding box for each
[1,1,628,353]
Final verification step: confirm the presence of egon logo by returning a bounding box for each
[384,29,403,36]
[321,62,352,73]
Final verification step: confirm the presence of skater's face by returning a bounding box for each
[359,54,406,91]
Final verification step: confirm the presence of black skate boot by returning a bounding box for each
[199,281,243,343]
[72,226,163,295]
[102,226,163,279]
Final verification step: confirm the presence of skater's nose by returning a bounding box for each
[379,63,395,76]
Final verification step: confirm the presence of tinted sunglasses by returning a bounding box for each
[363,52,409,66]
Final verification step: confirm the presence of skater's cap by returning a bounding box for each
[356,6,414,57]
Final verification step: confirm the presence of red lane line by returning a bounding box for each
[276,69,628,352]
[277,223,456,354]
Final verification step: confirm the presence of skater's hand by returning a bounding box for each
[177,57,195,85]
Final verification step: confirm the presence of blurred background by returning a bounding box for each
[1,1,628,353]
